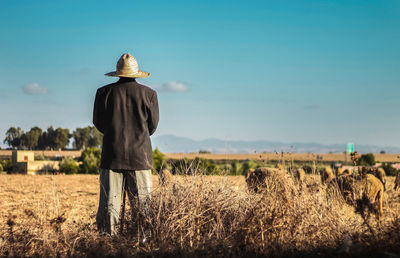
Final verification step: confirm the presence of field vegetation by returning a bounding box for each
[1,166,400,257]
[165,152,400,163]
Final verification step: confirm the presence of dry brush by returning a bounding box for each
[0,173,400,257]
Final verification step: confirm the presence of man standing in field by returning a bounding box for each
[93,53,159,236]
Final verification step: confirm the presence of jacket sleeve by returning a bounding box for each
[147,91,159,136]
[93,89,105,134]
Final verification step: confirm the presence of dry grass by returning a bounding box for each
[1,173,400,257]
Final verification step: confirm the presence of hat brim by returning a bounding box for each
[105,70,150,78]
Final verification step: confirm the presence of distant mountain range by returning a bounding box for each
[152,135,400,154]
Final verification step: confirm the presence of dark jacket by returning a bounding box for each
[93,78,159,170]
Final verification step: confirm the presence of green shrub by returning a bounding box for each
[153,147,167,172]
[0,159,12,173]
[59,156,79,174]
[193,157,220,175]
[381,163,398,177]
[0,163,3,172]
[80,147,101,174]
[221,163,232,175]
[169,158,221,175]
[231,160,243,176]
[170,158,188,175]
[242,159,258,175]
[357,153,375,166]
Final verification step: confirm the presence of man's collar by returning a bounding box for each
[117,77,137,83]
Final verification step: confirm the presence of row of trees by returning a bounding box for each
[3,126,103,150]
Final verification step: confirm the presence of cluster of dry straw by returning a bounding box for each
[1,170,400,257]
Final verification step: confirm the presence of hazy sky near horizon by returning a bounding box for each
[0,0,399,148]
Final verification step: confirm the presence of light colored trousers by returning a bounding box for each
[96,168,152,235]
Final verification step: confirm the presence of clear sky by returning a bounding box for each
[0,0,399,148]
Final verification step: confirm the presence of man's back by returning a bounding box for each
[93,77,159,170]
[95,53,157,236]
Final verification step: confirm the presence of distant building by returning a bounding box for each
[12,150,59,175]
[12,150,34,163]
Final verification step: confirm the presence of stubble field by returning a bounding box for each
[0,173,399,257]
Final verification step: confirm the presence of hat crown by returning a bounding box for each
[116,53,139,74]
[105,53,149,78]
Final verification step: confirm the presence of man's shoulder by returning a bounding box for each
[122,81,157,97]
[96,83,116,94]
[96,81,157,97]
[135,82,157,95]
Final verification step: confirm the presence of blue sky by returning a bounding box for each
[0,0,399,148]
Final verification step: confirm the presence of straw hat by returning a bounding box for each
[105,53,150,78]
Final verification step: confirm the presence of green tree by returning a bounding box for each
[79,147,101,174]
[38,126,55,149]
[4,127,24,149]
[54,128,70,149]
[37,126,70,150]
[357,153,376,166]
[72,127,91,149]
[72,126,103,149]
[88,127,103,148]
[21,126,42,149]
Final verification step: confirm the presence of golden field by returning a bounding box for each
[1,173,400,257]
